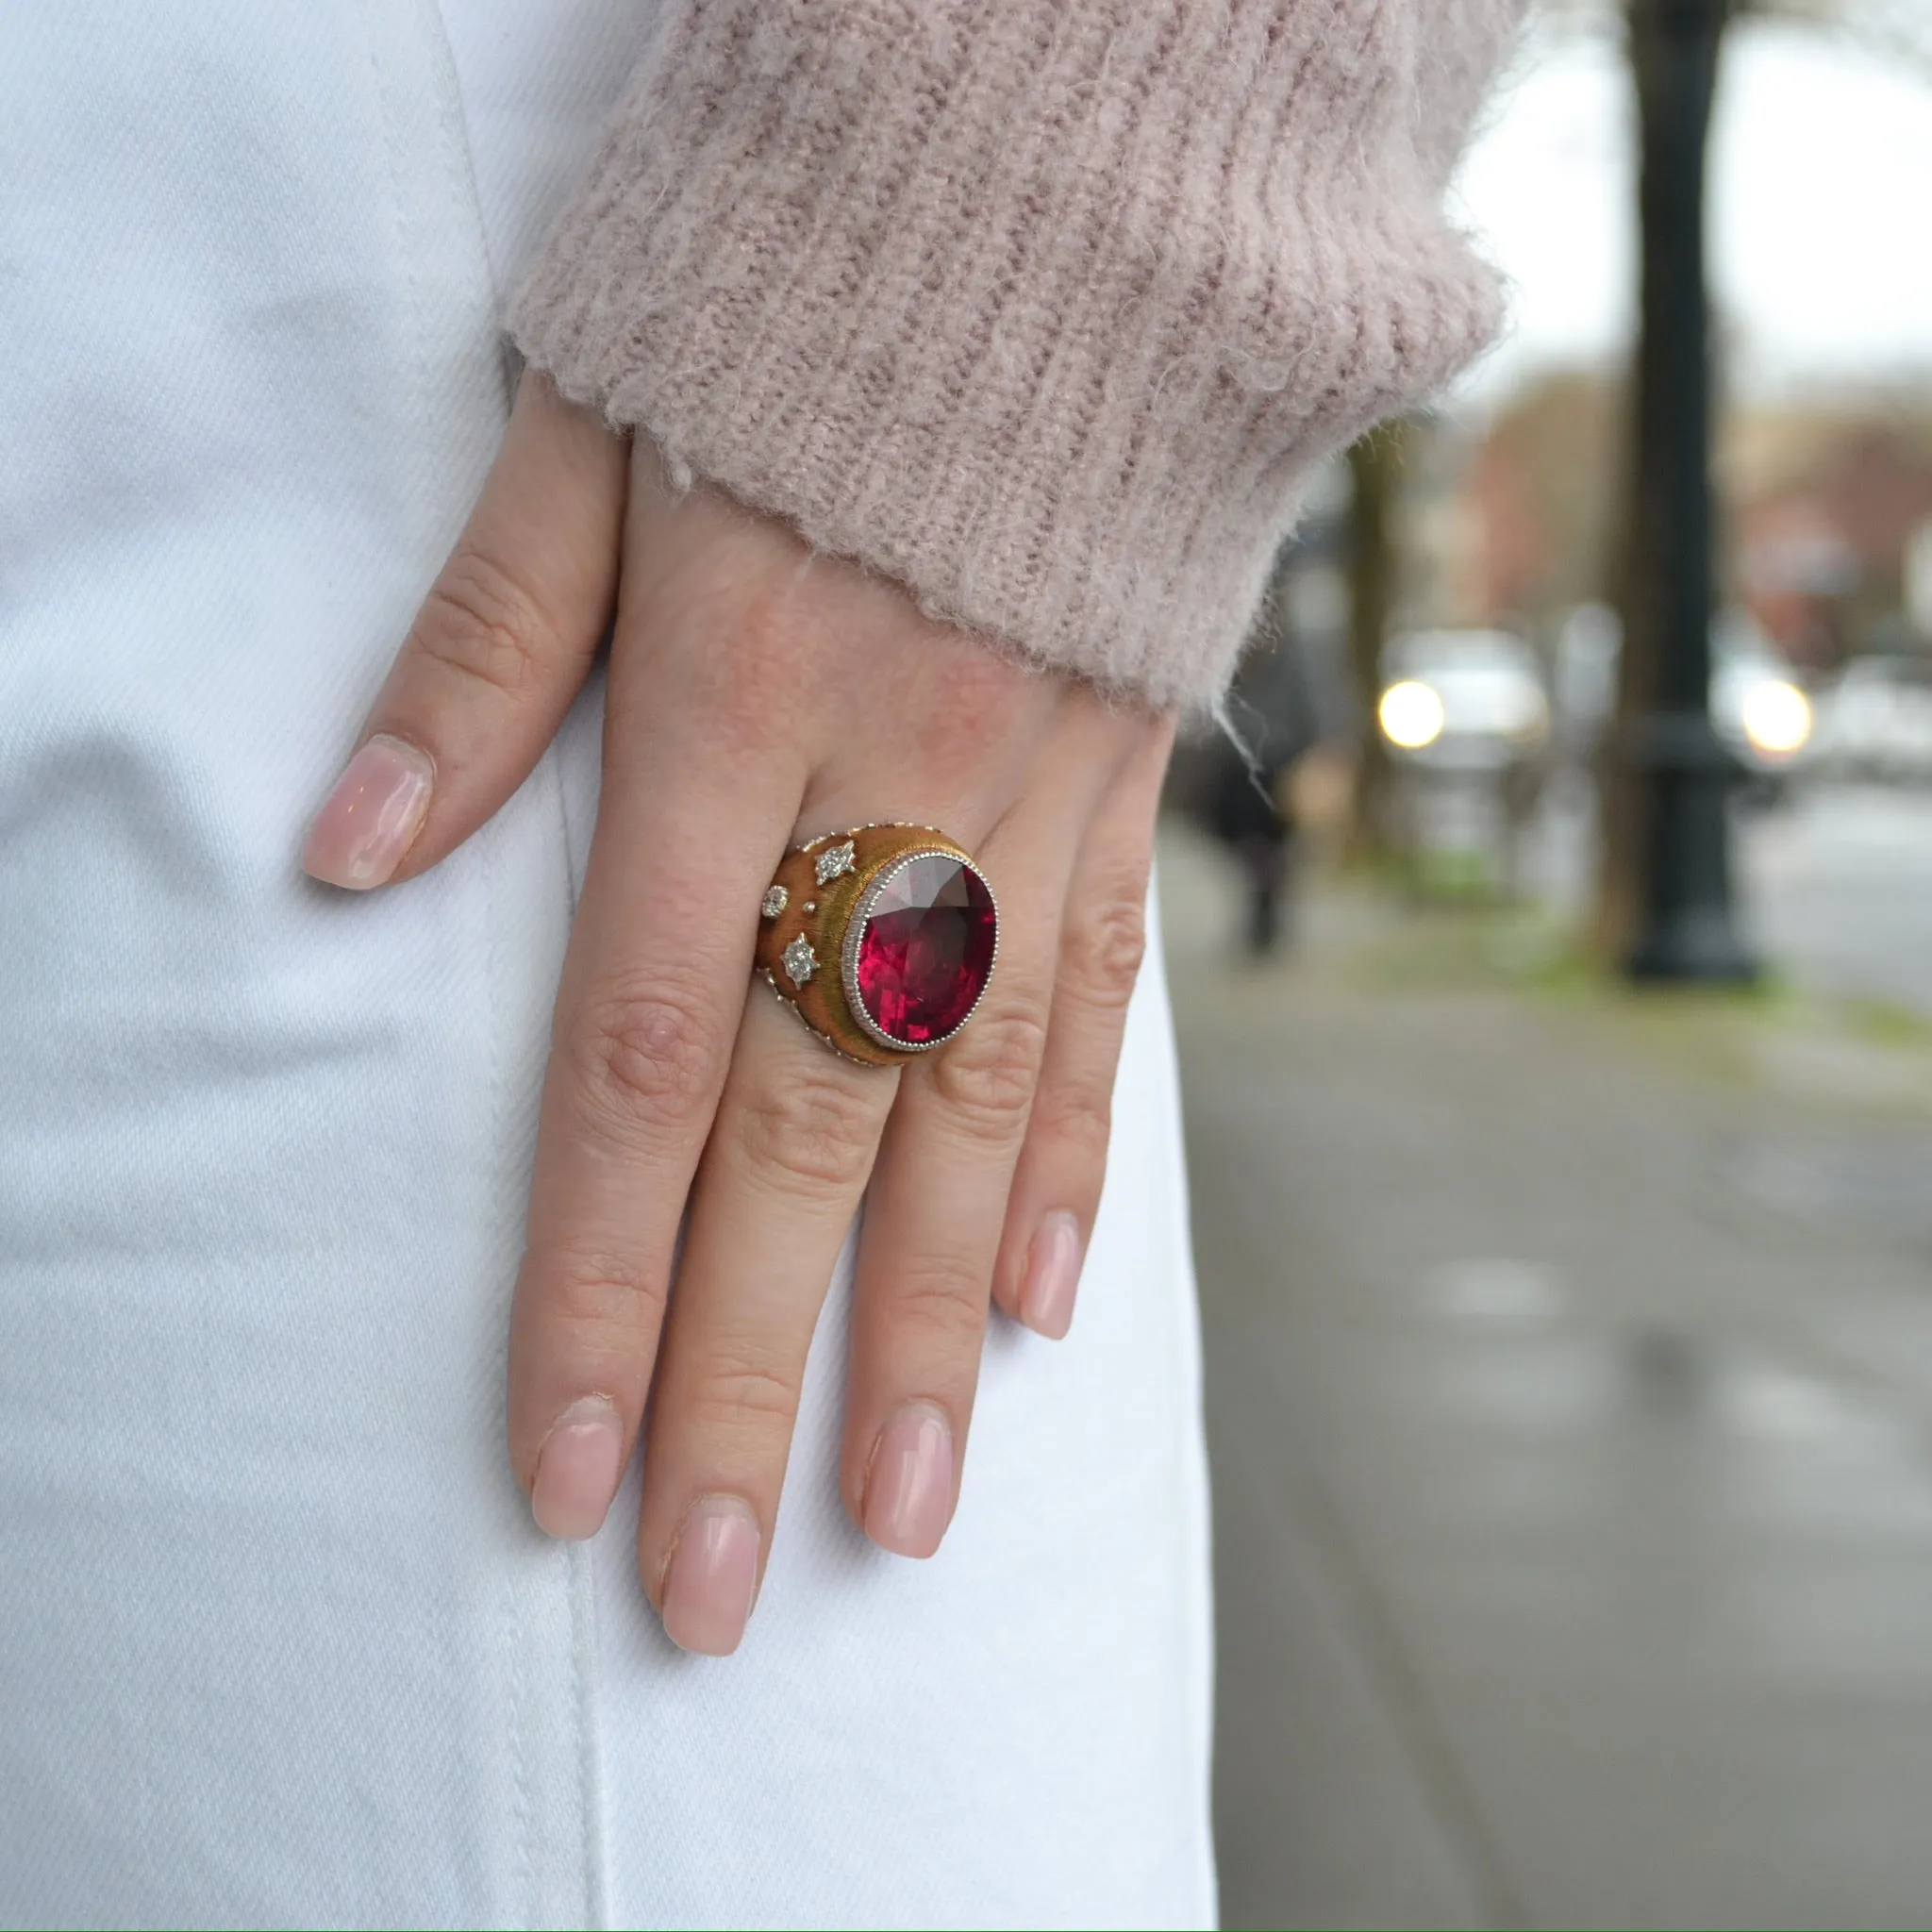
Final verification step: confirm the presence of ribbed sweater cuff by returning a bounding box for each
[509,0,1522,714]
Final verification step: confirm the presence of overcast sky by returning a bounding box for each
[1448,17,1932,408]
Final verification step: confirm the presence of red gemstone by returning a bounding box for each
[853,854,997,1045]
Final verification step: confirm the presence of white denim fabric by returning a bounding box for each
[0,6,1216,1926]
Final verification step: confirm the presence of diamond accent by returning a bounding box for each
[782,936,818,987]
[814,841,857,887]
[761,884,789,919]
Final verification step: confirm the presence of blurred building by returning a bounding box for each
[1450,372,1620,639]
[1427,371,1932,673]
[1731,407,1932,668]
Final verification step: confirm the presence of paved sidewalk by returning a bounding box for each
[1160,827,1932,1930]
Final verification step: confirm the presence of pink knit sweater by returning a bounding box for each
[510,0,1524,714]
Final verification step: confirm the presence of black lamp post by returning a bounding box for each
[1624,0,1757,982]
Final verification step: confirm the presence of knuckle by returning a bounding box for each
[1062,891,1148,1012]
[540,1241,666,1342]
[733,585,805,669]
[1027,1079,1116,1172]
[567,980,723,1149]
[908,651,1036,774]
[682,1352,802,1437]
[885,1259,990,1352]
[409,545,553,702]
[680,585,807,752]
[925,1004,1048,1141]
[733,1059,881,1198]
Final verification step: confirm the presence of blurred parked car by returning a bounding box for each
[1549,604,1814,792]
[1809,655,1932,784]
[1710,609,1815,789]
[1377,629,1550,774]
[1376,629,1552,894]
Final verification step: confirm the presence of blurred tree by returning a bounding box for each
[1545,0,1932,966]
[1544,0,1932,59]
[1601,0,1754,975]
[1342,425,1406,860]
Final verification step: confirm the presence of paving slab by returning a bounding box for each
[1164,827,1932,1930]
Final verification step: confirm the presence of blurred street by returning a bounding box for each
[1173,5,1932,1921]
[1529,780,1932,1022]
[1745,788,1932,1021]
[1164,823,1932,1929]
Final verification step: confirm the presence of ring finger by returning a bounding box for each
[837,727,1124,1556]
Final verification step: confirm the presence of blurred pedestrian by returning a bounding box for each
[1210,548,1330,954]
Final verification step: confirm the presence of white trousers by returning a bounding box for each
[0,6,1215,1925]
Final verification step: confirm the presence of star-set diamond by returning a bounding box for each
[814,841,857,887]
[761,884,789,919]
[782,936,817,987]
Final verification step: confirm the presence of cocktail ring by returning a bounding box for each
[755,825,999,1065]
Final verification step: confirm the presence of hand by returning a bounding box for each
[303,375,1174,1655]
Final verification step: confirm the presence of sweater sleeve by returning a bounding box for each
[508,0,1525,715]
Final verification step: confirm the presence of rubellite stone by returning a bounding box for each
[853,854,997,1045]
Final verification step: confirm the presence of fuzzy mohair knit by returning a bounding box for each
[510,0,1525,715]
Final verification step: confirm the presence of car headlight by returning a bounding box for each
[1507,690,1551,744]
[1740,679,1812,758]
[1378,680,1446,751]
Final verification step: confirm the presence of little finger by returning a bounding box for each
[991,717,1174,1339]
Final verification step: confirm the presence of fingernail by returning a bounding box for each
[863,1402,955,1558]
[661,1496,761,1656]
[301,734,433,889]
[529,1396,624,1541]
[1021,1211,1083,1340]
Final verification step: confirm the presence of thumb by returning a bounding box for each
[301,373,626,890]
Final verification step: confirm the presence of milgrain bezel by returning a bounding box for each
[837,846,1001,1057]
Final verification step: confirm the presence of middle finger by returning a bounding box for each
[637,988,897,1654]
[507,691,802,1541]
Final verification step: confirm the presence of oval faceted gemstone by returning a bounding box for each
[853,854,997,1045]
